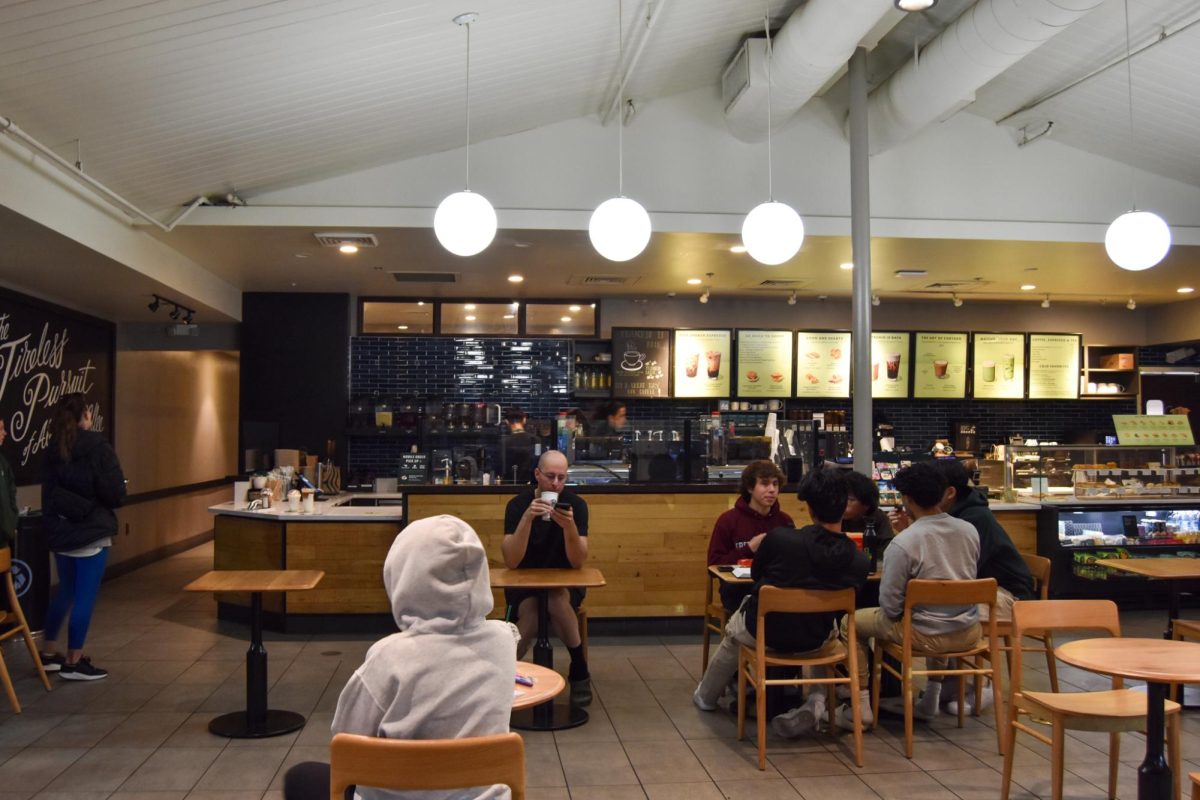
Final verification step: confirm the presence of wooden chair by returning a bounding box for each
[1000,600,1183,800]
[871,578,1005,759]
[701,570,728,671]
[995,553,1059,692]
[1189,771,1198,800]
[736,586,863,770]
[0,547,53,713]
[1169,618,1200,701]
[330,732,526,800]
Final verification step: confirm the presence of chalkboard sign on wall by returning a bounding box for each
[612,327,671,399]
[0,287,115,485]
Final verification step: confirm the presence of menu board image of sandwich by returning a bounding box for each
[612,327,670,398]
[972,333,1026,399]
[737,330,793,397]
[870,332,910,398]
[674,329,732,398]
[1029,333,1081,399]
[913,332,968,399]
[795,331,851,399]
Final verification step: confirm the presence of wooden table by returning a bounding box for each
[1057,638,1200,800]
[490,567,605,731]
[1101,558,1200,638]
[513,663,566,710]
[185,569,324,738]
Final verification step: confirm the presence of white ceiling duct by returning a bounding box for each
[863,0,1105,154]
[723,0,896,143]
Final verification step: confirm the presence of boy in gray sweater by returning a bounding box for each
[834,462,980,729]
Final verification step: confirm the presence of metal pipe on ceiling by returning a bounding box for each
[600,0,671,125]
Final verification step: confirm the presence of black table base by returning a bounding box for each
[1139,682,1172,800]
[209,709,308,738]
[513,588,588,731]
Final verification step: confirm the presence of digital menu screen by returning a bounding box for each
[913,332,968,399]
[870,332,911,399]
[795,331,851,399]
[736,330,793,397]
[972,333,1026,399]
[1028,333,1081,400]
[674,329,732,398]
[612,327,670,398]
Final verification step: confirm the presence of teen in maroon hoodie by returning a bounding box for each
[706,460,793,612]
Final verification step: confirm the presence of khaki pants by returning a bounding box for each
[843,607,981,684]
[979,585,1016,622]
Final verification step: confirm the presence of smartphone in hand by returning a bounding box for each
[555,502,572,511]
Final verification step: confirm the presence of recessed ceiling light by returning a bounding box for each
[1178,287,1195,294]
[590,303,596,309]
[687,278,702,285]
[1021,284,1037,291]
[464,303,476,310]
[894,269,927,278]
[465,315,476,321]
[839,262,854,271]
[513,241,532,248]
[569,305,582,312]
[503,314,515,319]
[508,274,524,283]
[338,243,358,254]
[295,253,310,259]
[396,325,408,330]
[729,245,747,254]
[561,316,572,322]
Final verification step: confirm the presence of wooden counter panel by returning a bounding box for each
[213,516,284,612]
[994,510,1037,554]
[285,521,401,613]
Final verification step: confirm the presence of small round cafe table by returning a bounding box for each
[513,663,566,710]
[1056,638,1200,800]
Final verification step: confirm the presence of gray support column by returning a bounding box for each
[848,47,873,476]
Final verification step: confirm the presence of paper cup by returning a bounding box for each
[540,490,559,520]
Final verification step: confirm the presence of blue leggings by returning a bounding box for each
[44,549,109,651]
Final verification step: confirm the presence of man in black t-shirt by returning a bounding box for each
[502,450,591,704]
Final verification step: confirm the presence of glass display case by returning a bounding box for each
[1004,444,1200,501]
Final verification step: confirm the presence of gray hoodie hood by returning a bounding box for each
[385,514,494,633]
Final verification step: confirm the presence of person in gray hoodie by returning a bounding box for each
[283,515,517,800]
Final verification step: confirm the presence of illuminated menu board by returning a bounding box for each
[795,331,851,399]
[913,332,968,399]
[736,330,793,397]
[674,329,732,398]
[1028,333,1081,400]
[870,332,911,399]
[972,333,1026,399]
[1114,414,1195,446]
[612,327,670,398]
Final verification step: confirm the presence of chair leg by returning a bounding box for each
[870,643,883,731]
[1107,731,1120,800]
[1043,633,1059,693]
[1050,722,1065,800]
[1000,708,1018,800]
[1168,714,1181,800]
[0,649,19,714]
[756,669,767,771]
[991,664,1006,757]
[6,575,51,691]
[849,670,864,768]
[736,653,747,742]
[903,665,915,759]
[701,618,711,673]
[957,665,967,728]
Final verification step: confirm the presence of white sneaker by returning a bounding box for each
[693,688,717,712]
[945,687,993,716]
[771,697,824,738]
[834,702,872,731]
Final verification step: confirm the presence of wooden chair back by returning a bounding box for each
[329,732,526,800]
[0,546,54,711]
[756,585,856,618]
[1021,553,1052,600]
[0,547,11,573]
[1009,600,1121,693]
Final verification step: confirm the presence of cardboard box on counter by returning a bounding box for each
[1098,353,1135,369]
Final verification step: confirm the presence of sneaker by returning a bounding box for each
[833,702,872,731]
[59,657,108,681]
[693,688,717,712]
[945,688,993,716]
[38,652,66,673]
[771,697,824,738]
[569,676,592,707]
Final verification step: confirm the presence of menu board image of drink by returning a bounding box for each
[972,333,1026,399]
[913,332,968,399]
[736,330,793,397]
[870,332,910,398]
[674,329,732,398]
[795,331,851,399]
[1028,333,1081,400]
[612,327,670,398]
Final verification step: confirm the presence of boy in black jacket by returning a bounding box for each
[694,468,870,714]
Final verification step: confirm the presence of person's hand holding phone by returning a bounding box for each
[550,501,574,526]
[887,505,911,533]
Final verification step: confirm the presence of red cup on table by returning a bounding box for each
[736,558,753,567]
[846,533,864,550]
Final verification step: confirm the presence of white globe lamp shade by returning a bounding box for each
[589,197,651,262]
[434,190,497,257]
[741,201,804,266]
[1105,210,1171,271]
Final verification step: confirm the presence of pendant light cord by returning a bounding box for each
[763,15,774,202]
[617,0,625,197]
[465,20,472,190]
[1122,0,1137,210]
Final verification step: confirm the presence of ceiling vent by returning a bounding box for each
[389,271,458,283]
[568,274,639,286]
[314,232,378,249]
[753,279,808,288]
[721,38,758,114]
[922,280,992,291]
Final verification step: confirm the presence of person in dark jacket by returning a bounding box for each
[694,468,869,713]
[0,420,17,551]
[706,460,794,612]
[39,393,127,681]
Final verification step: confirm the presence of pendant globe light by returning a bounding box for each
[434,12,497,257]
[741,16,804,266]
[589,0,651,262]
[1104,0,1170,271]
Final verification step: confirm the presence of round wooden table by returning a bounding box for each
[1056,638,1200,800]
[513,663,566,710]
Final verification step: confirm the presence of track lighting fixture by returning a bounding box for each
[1126,297,1136,310]
[952,294,963,308]
[1041,295,1051,309]
[699,288,710,304]
[169,307,181,320]
[147,296,161,312]
[871,295,880,307]
[184,310,195,324]
[147,293,196,325]
[787,291,797,306]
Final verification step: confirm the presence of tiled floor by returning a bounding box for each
[1,541,1198,800]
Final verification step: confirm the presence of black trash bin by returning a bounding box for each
[3,512,49,633]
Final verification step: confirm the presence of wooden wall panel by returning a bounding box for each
[111,486,227,569]
[285,521,400,613]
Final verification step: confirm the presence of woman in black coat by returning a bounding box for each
[40,393,127,681]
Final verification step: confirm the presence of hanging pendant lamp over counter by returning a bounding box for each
[434,12,497,258]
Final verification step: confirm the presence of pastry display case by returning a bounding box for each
[1004,444,1200,501]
